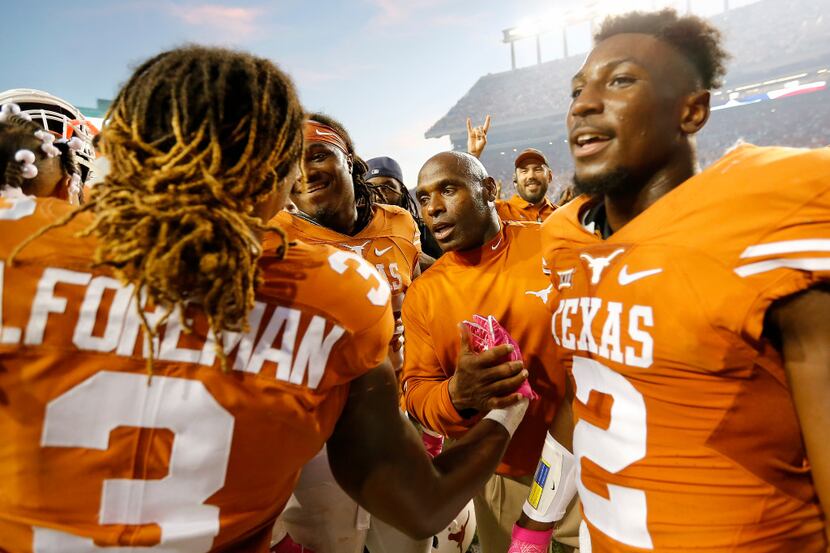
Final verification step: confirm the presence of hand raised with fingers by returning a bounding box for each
[466,114,491,159]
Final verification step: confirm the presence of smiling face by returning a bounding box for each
[568,33,703,195]
[291,141,356,232]
[416,152,498,252]
[515,160,551,204]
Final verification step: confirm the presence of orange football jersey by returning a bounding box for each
[272,204,421,370]
[541,145,830,551]
[0,197,394,552]
[401,221,565,477]
[496,194,556,223]
[272,203,420,305]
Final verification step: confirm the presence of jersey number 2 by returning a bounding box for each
[33,371,234,552]
[572,356,653,549]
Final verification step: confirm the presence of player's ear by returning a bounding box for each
[680,90,710,135]
[55,174,73,201]
[482,176,497,202]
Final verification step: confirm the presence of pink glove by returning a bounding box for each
[462,315,538,401]
[507,524,553,553]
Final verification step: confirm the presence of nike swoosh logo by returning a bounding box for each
[374,246,393,257]
[491,237,502,250]
[618,265,663,286]
[315,129,338,137]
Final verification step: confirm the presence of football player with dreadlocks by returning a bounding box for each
[272,113,421,373]
[0,46,528,552]
[271,115,436,553]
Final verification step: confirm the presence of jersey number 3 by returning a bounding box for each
[328,250,390,307]
[33,372,234,552]
[572,356,653,549]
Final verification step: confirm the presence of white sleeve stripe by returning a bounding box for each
[734,257,830,277]
[740,239,830,259]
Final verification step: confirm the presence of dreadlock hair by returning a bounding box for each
[11,46,304,372]
[595,9,729,90]
[0,114,81,200]
[396,186,425,228]
[54,139,83,203]
[305,112,379,232]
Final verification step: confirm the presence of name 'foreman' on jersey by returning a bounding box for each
[0,197,394,552]
[541,145,830,552]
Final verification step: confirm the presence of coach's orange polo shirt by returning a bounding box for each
[496,194,555,223]
[401,221,564,477]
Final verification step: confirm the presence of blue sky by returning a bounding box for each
[1,0,743,185]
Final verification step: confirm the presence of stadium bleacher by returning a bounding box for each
[426,0,830,201]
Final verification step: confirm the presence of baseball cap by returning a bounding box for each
[514,148,548,168]
[364,156,404,184]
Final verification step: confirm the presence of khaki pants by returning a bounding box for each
[473,473,581,553]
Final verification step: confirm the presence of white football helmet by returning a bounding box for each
[0,88,99,184]
[432,501,476,553]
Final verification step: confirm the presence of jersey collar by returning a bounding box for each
[446,221,507,266]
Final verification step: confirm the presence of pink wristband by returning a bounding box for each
[510,524,553,546]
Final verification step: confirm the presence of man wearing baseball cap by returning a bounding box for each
[365,156,443,261]
[466,116,556,223]
[496,148,556,223]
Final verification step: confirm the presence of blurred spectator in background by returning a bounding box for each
[0,102,87,205]
[365,156,442,264]
[496,148,556,222]
[0,89,98,188]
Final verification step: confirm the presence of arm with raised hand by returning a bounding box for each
[327,358,528,539]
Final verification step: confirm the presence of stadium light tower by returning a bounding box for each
[502,0,716,70]
[501,2,609,69]
[502,8,574,70]
[502,24,547,69]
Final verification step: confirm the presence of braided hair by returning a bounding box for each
[396,188,425,228]
[305,112,379,232]
[10,46,304,371]
[0,114,82,200]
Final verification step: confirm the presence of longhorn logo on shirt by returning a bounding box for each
[526,284,553,304]
[580,248,625,284]
[339,240,371,258]
[446,511,471,552]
